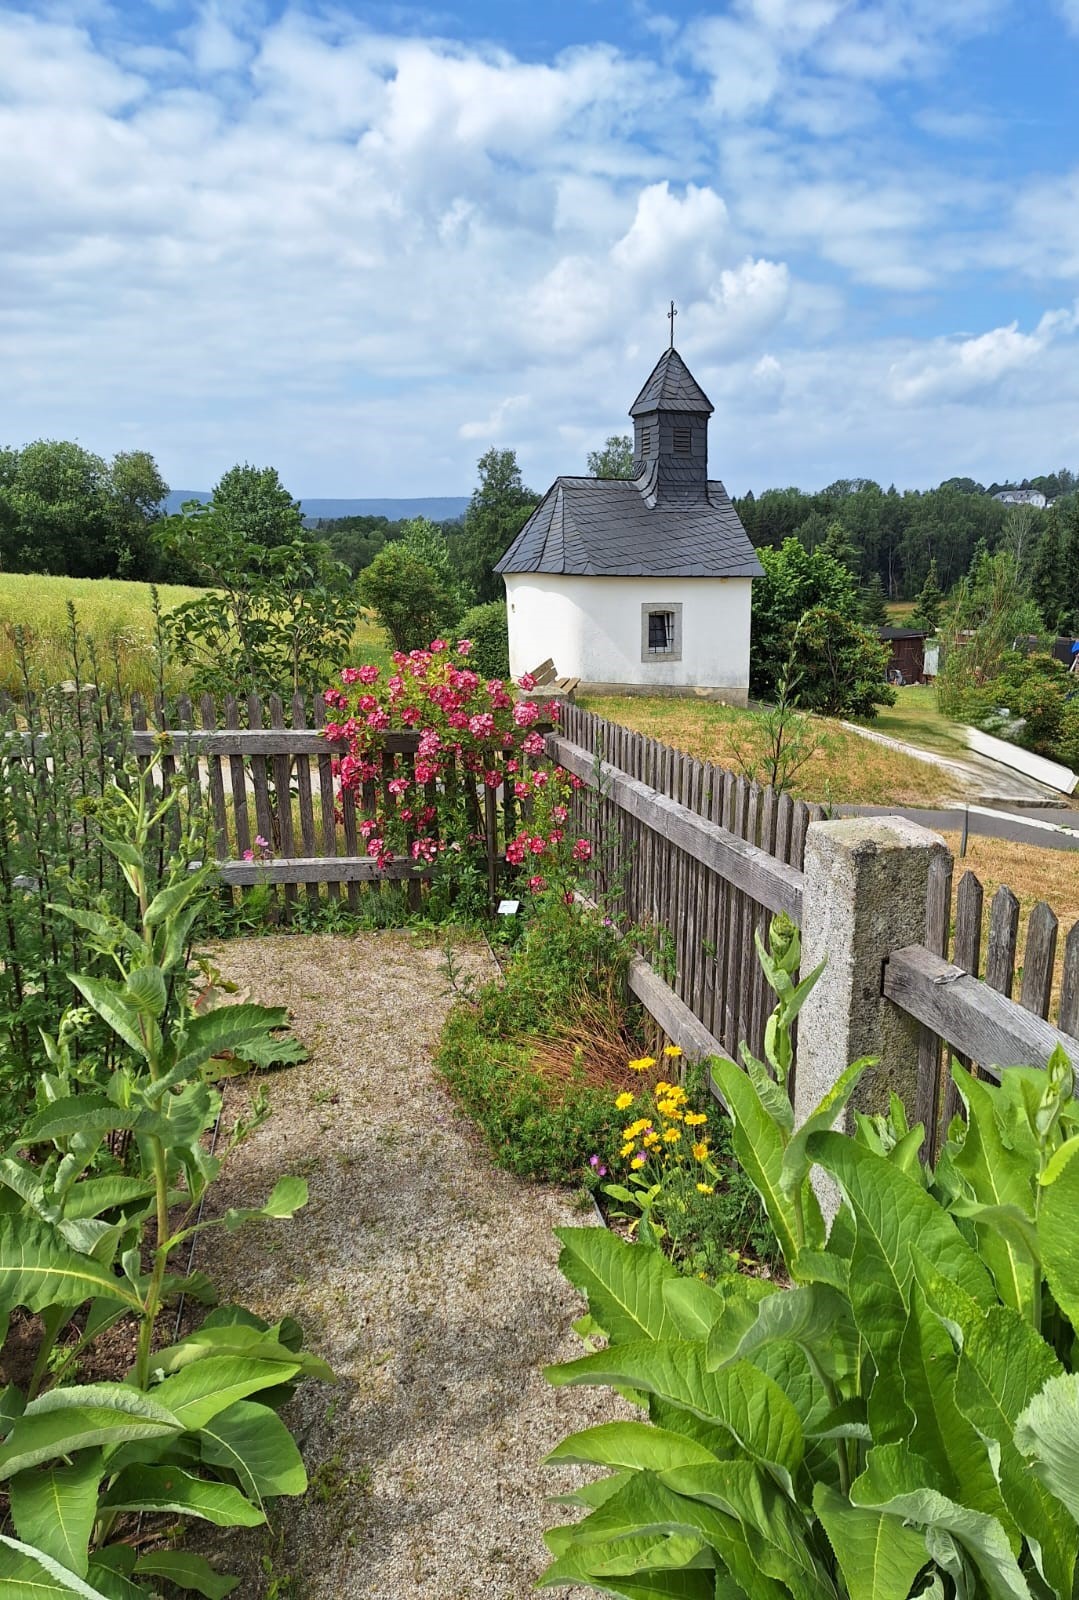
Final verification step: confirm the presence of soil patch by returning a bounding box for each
[193,930,628,1599]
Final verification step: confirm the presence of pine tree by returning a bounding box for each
[910,557,943,634]
[860,572,889,627]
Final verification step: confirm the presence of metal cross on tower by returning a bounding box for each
[667,299,677,349]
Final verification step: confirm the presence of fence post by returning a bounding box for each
[796,816,950,1142]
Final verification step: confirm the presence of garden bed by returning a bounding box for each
[191,930,631,1599]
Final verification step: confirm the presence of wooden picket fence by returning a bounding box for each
[554,704,824,1066]
[551,704,1079,1149]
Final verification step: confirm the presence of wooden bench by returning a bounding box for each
[522,657,579,702]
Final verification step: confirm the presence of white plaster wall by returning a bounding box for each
[504,574,753,693]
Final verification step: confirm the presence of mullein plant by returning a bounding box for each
[0,750,322,1596]
[542,916,1079,1600]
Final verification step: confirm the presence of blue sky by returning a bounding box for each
[1,0,1078,499]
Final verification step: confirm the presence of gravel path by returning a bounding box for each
[195,931,627,1599]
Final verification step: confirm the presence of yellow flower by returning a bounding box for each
[628,1056,657,1072]
[692,1141,709,1162]
[643,1131,661,1148]
[654,1080,671,1095]
[663,1127,682,1143]
[663,1044,683,1059]
[615,1092,634,1110]
[656,1099,682,1119]
[696,1183,714,1195]
[684,1111,708,1127]
[630,1155,646,1169]
[620,1143,634,1159]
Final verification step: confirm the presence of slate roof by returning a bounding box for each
[495,471,763,578]
[629,348,714,417]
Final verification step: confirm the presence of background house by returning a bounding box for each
[496,346,762,703]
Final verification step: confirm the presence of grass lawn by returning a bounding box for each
[855,684,970,757]
[578,693,965,808]
[0,572,390,700]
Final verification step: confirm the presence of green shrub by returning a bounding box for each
[457,599,510,680]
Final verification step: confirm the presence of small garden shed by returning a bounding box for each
[879,626,928,685]
[496,344,762,704]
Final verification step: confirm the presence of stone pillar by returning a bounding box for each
[795,816,949,1132]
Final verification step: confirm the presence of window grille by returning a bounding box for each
[647,611,675,652]
[673,425,692,454]
[640,426,651,455]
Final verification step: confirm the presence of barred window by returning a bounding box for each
[647,610,674,652]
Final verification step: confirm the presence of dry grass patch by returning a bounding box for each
[579,695,963,807]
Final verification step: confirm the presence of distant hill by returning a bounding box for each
[164,492,470,523]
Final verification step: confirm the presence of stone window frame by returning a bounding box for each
[641,602,683,664]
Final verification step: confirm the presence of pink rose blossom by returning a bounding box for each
[513,701,540,727]
[357,664,380,685]
[533,769,550,788]
[528,874,546,892]
[518,672,536,690]
[430,638,448,652]
[522,732,545,756]
[572,839,592,862]
[340,667,362,685]
[468,712,495,739]
[456,639,473,654]
[529,836,546,855]
[387,777,410,796]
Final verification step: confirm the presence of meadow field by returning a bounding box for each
[0,572,389,700]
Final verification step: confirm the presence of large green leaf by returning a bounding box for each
[149,1357,301,1433]
[697,1277,780,1370]
[553,1227,682,1344]
[711,1058,805,1264]
[808,1131,993,1440]
[853,1444,1031,1600]
[65,975,147,1059]
[712,1281,859,1389]
[1015,1373,1079,1527]
[133,1549,239,1598]
[548,1346,804,1492]
[1037,1142,1079,1326]
[661,1278,724,1341]
[147,1322,333,1384]
[123,966,167,1019]
[172,1005,292,1079]
[19,1097,142,1147]
[814,1483,928,1600]
[99,1464,265,1526]
[920,1267,1076,1600]
[0,1535,113,1599]
[950,1066,1039,1319]
[659,1460,825,1582]
[197,1400,306,1501]
[58,1177,157,1222]
[0,1215,139,1319]
[0,1386,181,1478]
[547,1470,793,1599]
[9,1450,103,1577]
[546,1422,720,1474]
[539,1534,717,1599]
[898,1282,1012,1529]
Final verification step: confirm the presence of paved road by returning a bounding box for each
[838,803,1079,852]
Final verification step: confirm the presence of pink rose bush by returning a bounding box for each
[323,639,589,891]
